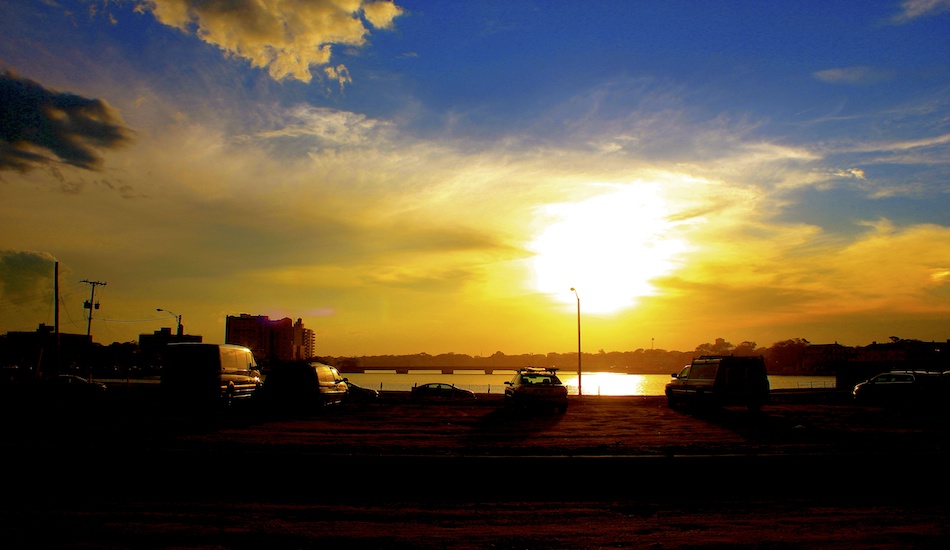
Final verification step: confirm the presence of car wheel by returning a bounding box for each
[666,394,676,408]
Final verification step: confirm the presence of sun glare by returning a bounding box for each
[529,183,686,314]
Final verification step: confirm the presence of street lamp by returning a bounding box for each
[570,287,581,396]
[157,308,183,336]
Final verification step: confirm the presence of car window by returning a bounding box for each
[690,364,718,379]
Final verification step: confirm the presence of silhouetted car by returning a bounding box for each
[666,355,770,411]
[161,343,262,407]
[343,379,379,403]
[504,367,568,412]
[852,371,942,405]
[55,374,107,393]
[410,383,476,401]
[259,361,348,411]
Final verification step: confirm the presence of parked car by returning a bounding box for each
[852,370,942,405]
[343,379,379,403]
[410,383,476,401]
[55,374,107,393]
[504,367,568,412]
[160,343,262,407]
[46,374,108,406]
[665,355,770,411]
[259,361,348,411]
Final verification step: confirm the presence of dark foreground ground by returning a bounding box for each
[2,388,949,548]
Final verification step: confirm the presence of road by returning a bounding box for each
[2,390,948,548]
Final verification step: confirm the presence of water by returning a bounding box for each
[343,371,836,396]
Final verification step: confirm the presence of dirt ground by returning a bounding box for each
[3,391,949,548]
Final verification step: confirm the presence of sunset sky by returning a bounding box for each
[1,0,949,356]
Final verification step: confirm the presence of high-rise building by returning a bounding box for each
[293,318,316,360]
[225,314,295,364]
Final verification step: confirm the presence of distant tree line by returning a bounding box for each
[0,334,852,380]
[321,337,821,375]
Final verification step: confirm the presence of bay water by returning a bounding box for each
[343,371,836,396]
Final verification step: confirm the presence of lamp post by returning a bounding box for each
[157,308,183,336]
[570,287,581,396]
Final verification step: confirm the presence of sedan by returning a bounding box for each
[55,374,108,394]
[504,367,568,413]
[343,379,379,403]
[410,383,476,401]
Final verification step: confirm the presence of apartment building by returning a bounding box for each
[225,314,315,364]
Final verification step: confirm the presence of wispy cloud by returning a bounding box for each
[813,66,894,85]
[243,106,394,149]
[135,0,404,86]
[890,0,950,23]
[852,133,950,153]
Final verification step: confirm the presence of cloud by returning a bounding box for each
[813,66,894,85]
[832,167,866,180]
[244,105,394,148]
[891,0,950,23]
[0,71,133,172]
[0,250,58,308]
[843,133,950,154]
[136,0,404,85]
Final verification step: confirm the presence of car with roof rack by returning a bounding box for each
[665,355,770,411]
[504,367,568,413]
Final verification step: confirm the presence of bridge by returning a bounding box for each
[339,365,519,375]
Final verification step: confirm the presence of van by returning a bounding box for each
[665,355,770,411]
[160,343,262,407]
[258,361,348,411]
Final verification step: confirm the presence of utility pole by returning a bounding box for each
[54,262,60,378]
[80,279,107,339]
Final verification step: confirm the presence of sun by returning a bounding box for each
[529,182,686,314]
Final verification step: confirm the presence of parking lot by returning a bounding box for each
[3,390,948,548]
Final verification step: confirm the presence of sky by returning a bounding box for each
[1,0,949,357]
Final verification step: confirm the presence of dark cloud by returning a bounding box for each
[0,71,132,172]
[0,250,57,306]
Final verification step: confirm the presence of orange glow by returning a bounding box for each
[529,183,687,314]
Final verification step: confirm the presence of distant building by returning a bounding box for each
[836,339,949,390]
[293,318,316,361]
[2,324,92,379]
[226,314,314,364]
[801,343,852,374]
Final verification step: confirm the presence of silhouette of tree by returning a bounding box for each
[695,338,734,355]
[763,338,810,373]
[733,341,758,356]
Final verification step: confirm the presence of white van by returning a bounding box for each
[160,343,262,407]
